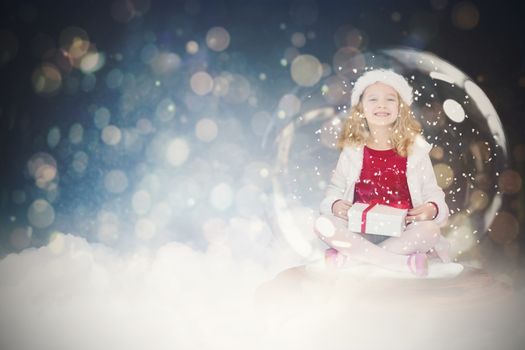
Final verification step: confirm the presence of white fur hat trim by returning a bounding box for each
[350,69,413,107]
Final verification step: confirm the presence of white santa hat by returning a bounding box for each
[350,69,413,107]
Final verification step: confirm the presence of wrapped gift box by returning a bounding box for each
[347,202,408,237]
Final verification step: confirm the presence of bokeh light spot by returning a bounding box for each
[136,118,154,134]
[47,126,61,148]
[469,189,489,211]
[206,26,230,52]
[251,111,271,136]
[106,68,124,89]
[32,63,62,95]
[150,52,181,74]
[166,138,190,166]
[94,107,111,129]
[27,152,58,188]
[210,183,234,211]
[334,26,364,49]
[224,74,251,104]
[278,94,302,118]
[195,118,218,142]
[156,98,176,122]
[80,51,105,73]
[10,227,32,250]
[97,210,120,243]
[498,169,522,194]
[135,218,156,240]
[101,125,122,145]
[452,1,480,30]
[48,232,65,254]
[291,54,323,87]
[333,46,366,77]
[104,170,128,193]
[291,32,306,47]
[190,71,214,96]
[186,40,199,54]
[488,212,519,244]
[72,151,89,173]
[68,123,84,144]
[27,199,55,228]
[433,163,454,189]
[59,26,90,62]
[213,76,229,96]
[132,190,151,214]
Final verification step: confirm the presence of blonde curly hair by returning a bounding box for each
[337,96,422,157]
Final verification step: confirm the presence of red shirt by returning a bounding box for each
[353,146,413,209]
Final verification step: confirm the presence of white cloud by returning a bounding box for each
[0,233,523,350]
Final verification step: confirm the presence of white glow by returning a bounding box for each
[97,210,119,242]
[331,240,352,248]
[132,190,151,214]
[0,233,522,350]
[273,194,314,258]
[134,218,156,240]
[210,183,234,211]
[251,111,271,136]
[314,216,336,237]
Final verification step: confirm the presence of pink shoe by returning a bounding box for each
[432,236,451,263]
[325,248,347,269]
[407,253,428,277]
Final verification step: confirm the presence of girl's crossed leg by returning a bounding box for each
[314,214,441,273]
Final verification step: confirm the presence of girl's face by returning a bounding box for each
[361,82,400,128]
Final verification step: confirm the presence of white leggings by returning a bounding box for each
[314,214,441,271]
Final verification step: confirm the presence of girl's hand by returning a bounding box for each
[405,202,438,224]
[332,199,353,220]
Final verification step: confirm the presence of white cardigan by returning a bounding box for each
[319,135,449,225]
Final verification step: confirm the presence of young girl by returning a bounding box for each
[314,69,451,277]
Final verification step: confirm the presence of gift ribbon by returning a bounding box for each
[360,200,380,233]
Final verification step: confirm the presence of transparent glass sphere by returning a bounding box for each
[269,48,507,260]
